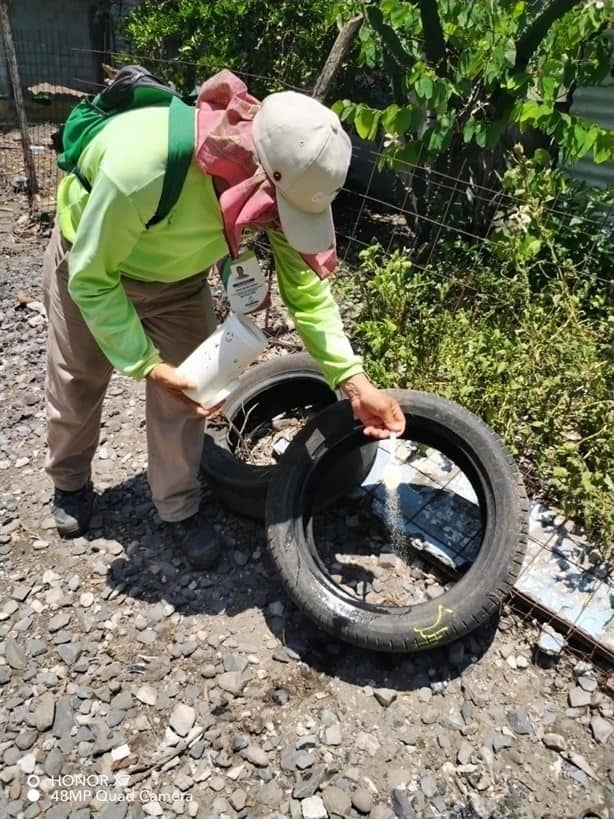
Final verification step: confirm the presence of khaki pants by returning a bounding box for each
[42,224,216,522]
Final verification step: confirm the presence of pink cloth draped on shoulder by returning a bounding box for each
[194,69,337,279]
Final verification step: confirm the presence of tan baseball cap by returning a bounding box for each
[253,91,352,254]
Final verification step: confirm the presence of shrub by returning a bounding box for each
[337,155,613,558]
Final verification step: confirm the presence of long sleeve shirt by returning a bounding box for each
[56,106,363,388]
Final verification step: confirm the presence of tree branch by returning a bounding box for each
[418,0,447,76]
[514,0,585,72]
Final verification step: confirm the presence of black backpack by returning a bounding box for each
[57,65,195,227]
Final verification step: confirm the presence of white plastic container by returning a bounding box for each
[176,312,267,408]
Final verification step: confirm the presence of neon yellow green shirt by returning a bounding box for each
[56,106,363,388]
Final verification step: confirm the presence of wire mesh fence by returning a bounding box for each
[1,41,613,669]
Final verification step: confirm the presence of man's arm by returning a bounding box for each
[267,229,364,389]
[268,229,405,438]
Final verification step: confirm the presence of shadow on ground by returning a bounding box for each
[96,472,498,695]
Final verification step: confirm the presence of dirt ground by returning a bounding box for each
[1,195,613,819]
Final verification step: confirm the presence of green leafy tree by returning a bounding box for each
[120,0,349,96]
[334,0,614,237]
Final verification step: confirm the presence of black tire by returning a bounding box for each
[201,353,378,520]
[266,390,528,653]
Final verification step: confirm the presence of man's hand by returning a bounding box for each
[340,373,406,440]
[146,363,223,419]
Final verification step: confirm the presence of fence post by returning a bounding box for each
[312,15,362,103]
[0,0,40,203]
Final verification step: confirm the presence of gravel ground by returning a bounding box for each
[1,201,613,819]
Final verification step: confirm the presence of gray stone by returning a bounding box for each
[217,671,246,696]
[543,733,566,752]
[48,611,71,632]
[15,729,37,750]
[352,787,373,814]
[34,691,56,732]
[457,740,474,765]
[135,685,157,706]
[5,638,26,670]
[293,765,327,799]
[537,624,565,656]
[296,750,315,770]
[491,731,513,753]
[245,744,269,767]
[301,795,327,819]
[51,696,73,738]
[371,806,395,819]
[420,775,437,798]
[223,653,249,673]
[323,785,351,816]
[568,686,592,708]
[230,788,247,811]
[324,723,342,746]
[508,707,532,735]
[169,703,195,737]
[44,748,64,777]
[391,788,416,819]
[590,715,613,744]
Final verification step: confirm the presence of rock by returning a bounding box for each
[372,806,395,819]
[111,744,130,761]
[223,654,249,673]
[44,748,64,777]
[420,775,437,798]
[568,686,592,708]
[245,744,269,767]
[230,789,247,811]
[48,611,71,632]
[231,733,250,751]
[543,733,566,752]
[293,765,327,799]
[507,707,532,735]
[491,731,513,752]
[301,795,327,819]
[457,740,473,765]
[356,731,380,755]
[352,787,373,814]
[34,691,56,732]
[16,729,38,750]
[18,753,36,773]
[51,696,73,738]
[217,671,246,696]
[169,703,195,737]
[5,638,27,670]
[324,724,342,746]
[537,624,565,657]
[374,688,397,707]
[296,751,315,770]
[136,685,157,706]
[391,788,416,819]
[323,785,351,816]
[79,591,94,608]
[590,715,613,744]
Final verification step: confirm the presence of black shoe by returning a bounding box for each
[170,513,223,570]
[53,482,94,538]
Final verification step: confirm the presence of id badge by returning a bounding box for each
[220,251,270,315]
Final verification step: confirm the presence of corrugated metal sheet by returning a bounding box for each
[566,34,614,189]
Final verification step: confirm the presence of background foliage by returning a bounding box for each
[336,150,613,555]
[121,0,349,96]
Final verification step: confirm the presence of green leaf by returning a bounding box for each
[355,105,381,140]
[415,74,434,100]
